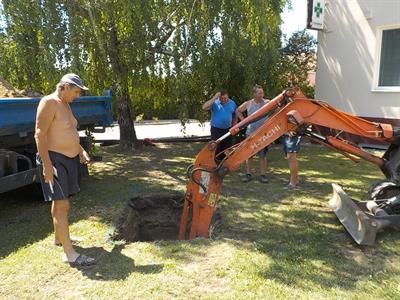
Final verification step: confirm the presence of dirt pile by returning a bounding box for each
[0,78,42,98]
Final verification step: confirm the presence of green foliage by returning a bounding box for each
[0,1,316,129]
[281,29,317,97]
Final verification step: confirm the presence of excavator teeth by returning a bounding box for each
[329,184,379,245]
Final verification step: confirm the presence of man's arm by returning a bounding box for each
[231,102,238,126]
[202,92,221,111]
[34,98,56,183]
[79,145,90,164]
[235,101,249,121]
[231,114,238,126]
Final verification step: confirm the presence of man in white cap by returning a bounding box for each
[35,73,96,267]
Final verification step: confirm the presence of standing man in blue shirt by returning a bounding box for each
[202,89,237,163]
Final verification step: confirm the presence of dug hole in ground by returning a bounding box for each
[112,192,221,242]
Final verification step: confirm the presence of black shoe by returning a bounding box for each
[259,175,269,183]
[241,173,253,182]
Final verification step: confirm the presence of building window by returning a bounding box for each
[376,27,400,90]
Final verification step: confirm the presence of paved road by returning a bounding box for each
[80,119,211,141]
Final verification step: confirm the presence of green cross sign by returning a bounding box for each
[314,2,323,18]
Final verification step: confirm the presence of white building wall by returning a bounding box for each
[316,0,400,121]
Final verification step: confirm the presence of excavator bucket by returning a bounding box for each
[329,183,391,245]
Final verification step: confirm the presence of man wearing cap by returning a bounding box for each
[34,73,95,267]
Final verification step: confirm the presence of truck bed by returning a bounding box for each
[0,90,113,194]
[0,90,113,148]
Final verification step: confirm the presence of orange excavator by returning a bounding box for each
[178,89,400,245]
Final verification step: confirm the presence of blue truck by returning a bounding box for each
[0,90,113,194]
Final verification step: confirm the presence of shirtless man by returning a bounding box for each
[34,73,95,267]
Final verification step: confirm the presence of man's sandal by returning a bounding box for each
[67,254,96,268]
[285,183,299,190]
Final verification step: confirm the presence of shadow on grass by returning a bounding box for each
[218,188,400,291]
[0,143,200,259]
[1,142,210,264]
[187,146,398,290]
[71,245,163,281]
[151,239,215,262]
[0,185,52,259]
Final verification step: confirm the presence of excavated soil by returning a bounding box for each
[0,77,42,98]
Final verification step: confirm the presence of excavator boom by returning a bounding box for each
[178,89,400,244]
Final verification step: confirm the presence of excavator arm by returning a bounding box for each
[178,89,400,243]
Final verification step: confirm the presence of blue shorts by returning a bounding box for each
[246,133,269,158]
[283,134,301,155]
[257,146,269,158]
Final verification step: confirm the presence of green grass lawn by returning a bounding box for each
[1,142,400,299]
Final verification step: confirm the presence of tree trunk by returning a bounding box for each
[108,23,139,149]
[116,84,139,149]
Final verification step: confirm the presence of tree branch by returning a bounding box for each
[148,47,174,57]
